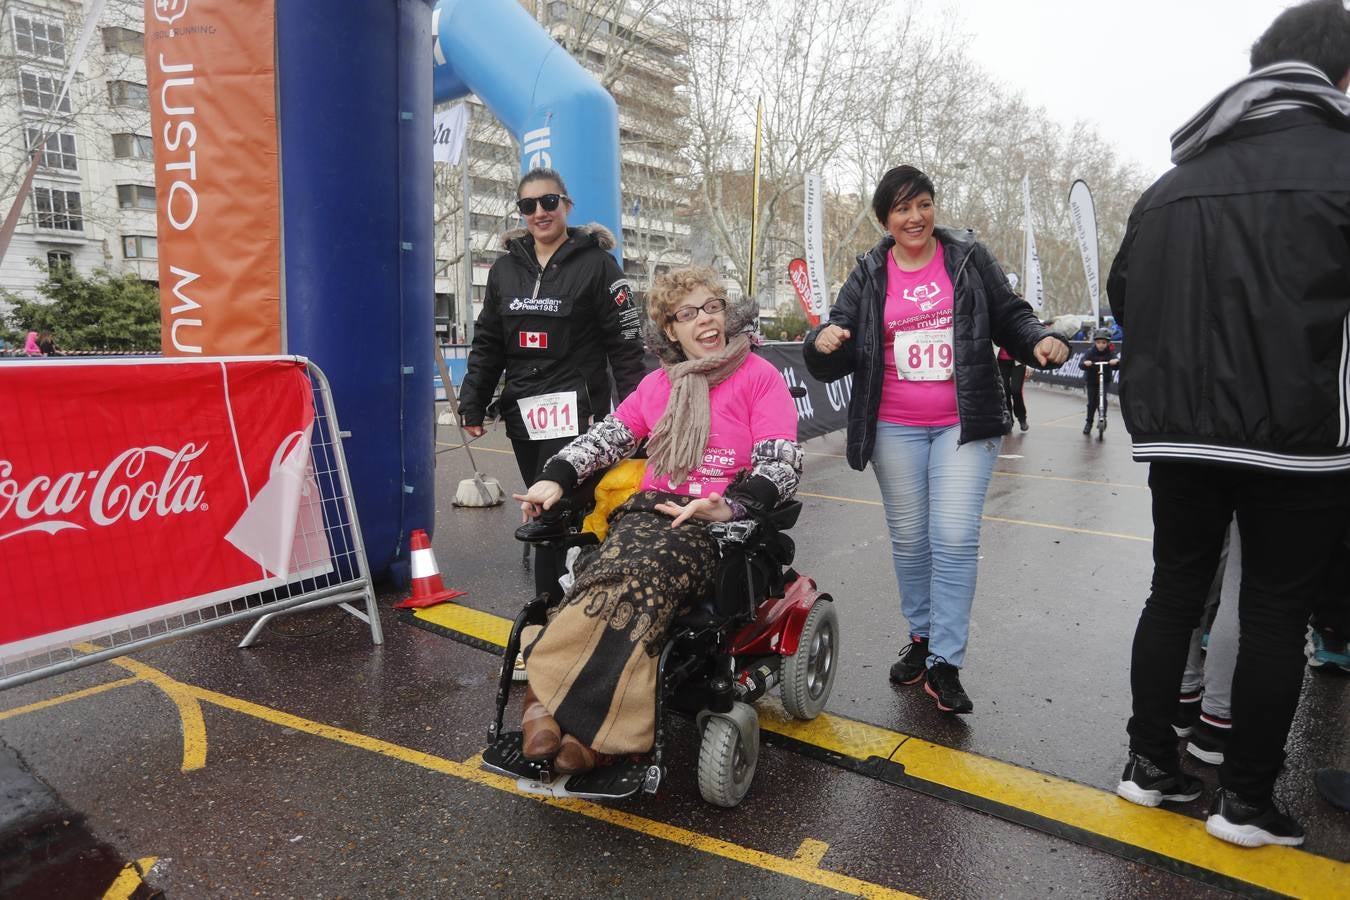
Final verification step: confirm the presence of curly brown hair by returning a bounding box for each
[646,266,726,324]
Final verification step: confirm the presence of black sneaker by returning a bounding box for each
[1018,417,1029,432]
[924,660,973,714]
[888,636,929,685]
[1171,690,1202,737]
[1083,421,1092,435]
[1186,716,1229,766]
[1205,788,1304,847]
[1116,753,1203,807]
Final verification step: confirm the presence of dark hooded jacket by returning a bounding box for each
[804,226,1063,470]
[459,223,647,441]
[1108,109,1350,473]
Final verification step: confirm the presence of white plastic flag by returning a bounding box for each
[433,102,469,165]
[1021,175,1044,311]
[1068,179,1101,323]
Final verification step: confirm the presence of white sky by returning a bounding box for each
[949,0,1301,178]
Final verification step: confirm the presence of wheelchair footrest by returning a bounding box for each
[482,731,554,782]
[481,732,653,799]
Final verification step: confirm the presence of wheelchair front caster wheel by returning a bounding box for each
[781,600,838,720]
[697,714,758,808]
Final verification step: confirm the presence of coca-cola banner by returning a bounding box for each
[0,358,325,663]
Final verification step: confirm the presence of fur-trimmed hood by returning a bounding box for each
[498,221,617,252]
[642,291,760,366]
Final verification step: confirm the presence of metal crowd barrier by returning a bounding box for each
[0,357,381,692]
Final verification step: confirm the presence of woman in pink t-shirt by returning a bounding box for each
[510,266,803,773]
[805,165,1069,715]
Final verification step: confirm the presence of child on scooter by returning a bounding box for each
[1080,328,1119,434]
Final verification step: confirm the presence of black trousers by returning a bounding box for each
[998,359,1027,422]
[1084,372,1104,422]
[1127,461,1350,802]
[511,435,576,601]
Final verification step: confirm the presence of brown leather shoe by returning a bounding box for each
[553,734,598,774]
[521,687,561,760]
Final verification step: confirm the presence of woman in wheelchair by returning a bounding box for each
[511,266,804,775]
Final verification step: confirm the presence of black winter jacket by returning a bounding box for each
[459,224,647,441]
[804,227,1063,470]
[1107,109,1350,473]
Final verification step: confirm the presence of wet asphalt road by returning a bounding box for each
[1,383,1346,898]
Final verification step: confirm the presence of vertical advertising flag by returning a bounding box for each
[1021,175,1044,311]
[146,0,282,356]
[1067,179,1101,324]
[787,258,815,326]
[433,102,469,166]
[802,173,828,325]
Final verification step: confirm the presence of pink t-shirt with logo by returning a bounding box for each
[613,353,797,497]
[877,242,960,427]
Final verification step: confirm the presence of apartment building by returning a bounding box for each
[0,0,156,302]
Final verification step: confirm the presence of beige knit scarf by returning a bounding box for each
[646,332,752,486]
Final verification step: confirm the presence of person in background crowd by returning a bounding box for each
[459,167,647,601]
[36,331,56,357]
[23,331,40,356]
[996,345,1029,431]
[1108,0,1350,848]
[1079,329,1119,435]
[804,164,1068,715]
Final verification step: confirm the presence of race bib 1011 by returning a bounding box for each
[518,391,580,441]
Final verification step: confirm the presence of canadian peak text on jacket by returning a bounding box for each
[457,222,647,441]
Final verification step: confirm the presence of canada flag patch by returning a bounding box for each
[519,331,548,349]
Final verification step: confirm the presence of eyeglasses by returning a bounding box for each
[516,193,569,215]
[667,297,728,323]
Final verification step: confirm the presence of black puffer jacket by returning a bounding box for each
[459,223,647,441]
[804,227,1063,470]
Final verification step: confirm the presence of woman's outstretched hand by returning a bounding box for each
[1034,336,1070,367]
[655,492,733,528]
[512,480,564,523]
[813,324,852,355]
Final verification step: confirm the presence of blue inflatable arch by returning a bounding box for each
[277,0,621,581]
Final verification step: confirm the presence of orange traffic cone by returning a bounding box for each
[394,529,466,608]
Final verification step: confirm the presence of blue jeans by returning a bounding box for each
[871,422,999,669]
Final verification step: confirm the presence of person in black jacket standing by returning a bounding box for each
[1108,0,1350,848]
[460,168,646,599]
[804,165,1067,715]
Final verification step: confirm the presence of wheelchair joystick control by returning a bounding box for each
[514,499,574,543]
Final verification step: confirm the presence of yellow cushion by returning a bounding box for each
[581,459,646,541]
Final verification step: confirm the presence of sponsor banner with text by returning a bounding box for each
[147,0,282,356]
[0,359,323,663]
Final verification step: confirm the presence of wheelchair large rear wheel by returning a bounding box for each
[781,599,838,720]
[697,714,758,808]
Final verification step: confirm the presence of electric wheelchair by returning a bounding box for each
[480,480,839,808]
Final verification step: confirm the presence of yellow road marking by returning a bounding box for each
[410,603,1348,897]
[792,838,831,867]
[103,856,157,900]
[0,676,141,721]
[794,492,1151,543]
[168,672,917,899]
[979,514,1150,543]
[413,602,514,646]
[436,441,514,455]
[991,470,1147,490]
[71,645,208,773]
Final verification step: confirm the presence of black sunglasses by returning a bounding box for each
[516,193,569,215]
[666,297,728,323]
